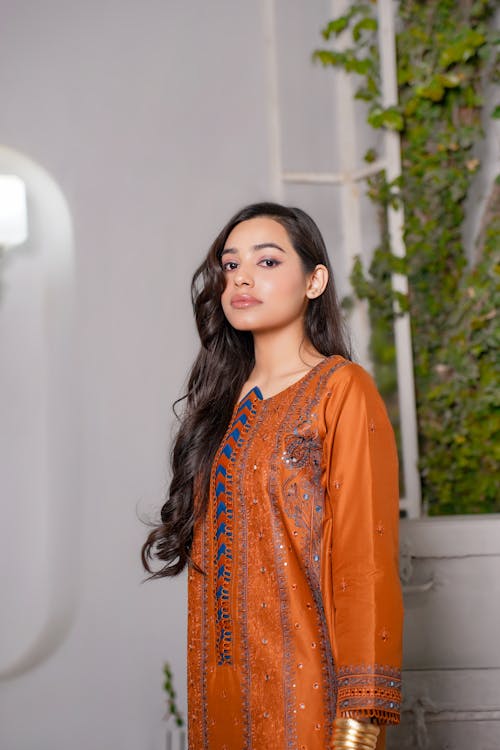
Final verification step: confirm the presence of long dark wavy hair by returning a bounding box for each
[141,202,351,578]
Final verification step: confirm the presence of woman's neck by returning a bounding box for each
[251,324,324,381]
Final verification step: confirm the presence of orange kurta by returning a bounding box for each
[188,355,403,749]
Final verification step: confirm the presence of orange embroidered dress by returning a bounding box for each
[188,355,403,749]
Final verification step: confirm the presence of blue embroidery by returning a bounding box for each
[213,390,261,665]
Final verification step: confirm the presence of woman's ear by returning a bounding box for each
[306,264,329,299]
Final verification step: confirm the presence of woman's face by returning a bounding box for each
[220,217,322,334]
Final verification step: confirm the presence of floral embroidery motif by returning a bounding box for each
[283,433,322,470]
[281,431,323,539]
[379,627,390,642]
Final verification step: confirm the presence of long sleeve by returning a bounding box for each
[318,362,403,727]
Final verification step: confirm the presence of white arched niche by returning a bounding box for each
[0,145,80,678]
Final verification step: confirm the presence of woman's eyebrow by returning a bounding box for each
[253,242,286,253]
[221,242,287,257]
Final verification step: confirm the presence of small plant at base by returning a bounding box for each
[163,662,185,728]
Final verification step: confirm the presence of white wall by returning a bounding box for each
[0,2,342,749]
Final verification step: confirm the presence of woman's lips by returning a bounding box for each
[230,295,262,309]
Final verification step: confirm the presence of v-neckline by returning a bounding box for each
[236,355,338,406]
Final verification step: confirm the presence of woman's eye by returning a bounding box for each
[221,258,280,271]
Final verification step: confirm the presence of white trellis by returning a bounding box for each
[262,0,421,518]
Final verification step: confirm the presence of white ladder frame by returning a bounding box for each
[262,0,421,518]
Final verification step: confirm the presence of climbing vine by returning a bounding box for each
[314,0,499,514]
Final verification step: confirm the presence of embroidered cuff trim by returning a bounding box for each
[336,664,402,725]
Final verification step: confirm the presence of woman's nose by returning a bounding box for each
[234,266,253,286]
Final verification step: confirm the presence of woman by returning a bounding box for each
[142,202,403,750]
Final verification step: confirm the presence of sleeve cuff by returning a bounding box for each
[336,664,402,725]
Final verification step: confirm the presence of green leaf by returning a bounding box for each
[381,107,405,131]
[352,16,378,42]
[439,30,486,68]
[348,57,372,75]
[312,49,345,68]
[416,78,446,102]
[364,148,377,163]
[368,106,404,131]
[439,73,462,89]
[355,86,377,102]
[321,16,349,40]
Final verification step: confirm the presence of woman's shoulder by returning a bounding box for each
[315,355,373,388]
[312,356,383,408]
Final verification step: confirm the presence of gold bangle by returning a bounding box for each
[335,718,380,736]
[332,737,379,748]
[333,717,381,750]
[333,736,377,750]
[333,737,376,750]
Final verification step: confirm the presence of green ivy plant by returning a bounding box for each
[314,0,500,514]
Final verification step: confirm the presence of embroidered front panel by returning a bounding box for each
[234,392,266,749]
[212,392,259,666]
[337,664,402,724]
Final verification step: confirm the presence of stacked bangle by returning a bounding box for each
[333,717,381,749]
